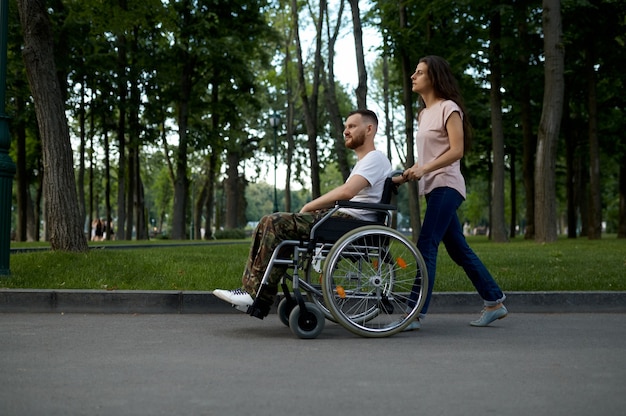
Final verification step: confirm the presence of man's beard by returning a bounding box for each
[345,132,365,149]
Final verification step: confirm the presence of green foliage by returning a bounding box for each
[319,163,344,195]
[290,189,312,212]
[244,181,312,222]
[6,0,626,243]
[245,182,276,221]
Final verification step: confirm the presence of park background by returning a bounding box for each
[1,1,625,286]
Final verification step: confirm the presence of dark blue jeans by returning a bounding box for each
[417,187,505,316]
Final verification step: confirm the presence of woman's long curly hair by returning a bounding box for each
[417,55,472,153]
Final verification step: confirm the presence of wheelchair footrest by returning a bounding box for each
[247,297,273,320]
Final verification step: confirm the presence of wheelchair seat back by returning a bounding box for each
[376,176,397,222]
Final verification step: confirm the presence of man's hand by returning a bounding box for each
[392,175,406,185]
[299,203,317,214]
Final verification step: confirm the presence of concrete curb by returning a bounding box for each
[1,289,625,314]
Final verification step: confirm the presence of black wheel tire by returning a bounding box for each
[288,302,325,339]
[277,297,294,327]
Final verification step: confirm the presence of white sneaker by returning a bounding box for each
[213,288,253,311]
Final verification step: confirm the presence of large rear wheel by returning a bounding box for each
[321,226,428,338]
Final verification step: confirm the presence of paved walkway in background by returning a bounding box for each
[1,312,625,416]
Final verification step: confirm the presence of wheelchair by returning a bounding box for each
[246,171,429,339]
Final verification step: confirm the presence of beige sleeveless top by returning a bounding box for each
[416,100,466,198]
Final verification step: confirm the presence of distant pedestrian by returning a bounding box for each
[92,219,104,241]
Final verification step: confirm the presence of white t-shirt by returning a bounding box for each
[339,150,392,221]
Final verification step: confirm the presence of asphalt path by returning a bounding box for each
[1,312,624,416]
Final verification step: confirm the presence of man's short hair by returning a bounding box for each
[348,109,378,127]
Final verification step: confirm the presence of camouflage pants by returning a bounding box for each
[241,210,353,301]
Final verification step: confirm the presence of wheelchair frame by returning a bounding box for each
[247,172,429,339]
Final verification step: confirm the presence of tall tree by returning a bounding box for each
[398,3,420,241]
[348,0,367,109]
[488,1,508,242]
[509,1,541,240]
[293,0,324,198]
[114,4,129,239]
[585,39,601,240]
[617,97,626,239]
[18,0,87,251]
[282,9,297,212]
[7,18,34,242]
[534,0,564,243]
[323,0,350,181]
[168,0,194,239]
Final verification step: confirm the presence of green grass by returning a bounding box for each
[2,236,625,292]
[434,236,625,292]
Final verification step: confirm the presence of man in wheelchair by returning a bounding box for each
[213,109,392,318]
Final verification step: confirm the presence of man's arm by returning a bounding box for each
[300,175,369,213]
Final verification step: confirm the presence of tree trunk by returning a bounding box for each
[77,81,86,234]
[586,43,601,240]
[509,146,517,238]
[521,76,536,240]
[194,175,206,240]
[103,119,113,240]
[292,0,322,198]
[563,95,578,238]
[88,104,94,239]
[513,1,536,240]
[128,59,144,240]
[35,158,43,241]
[18,0,88,252]
[171,57,194,239]
[116,32,127,240]
[399,3,420,242]
[134,149,147,240]
[125,141,135,240]
[348,0,367,109]
[172,104,189,239]
[204,151,219,239]
[489,3,508,242]
[577,143,589,238]
[284,100,295,212]
[284,50,295,212]
[283,26,295,212]
[225,152,245,229]
[204,79,221,239]
[534,0,564,243]
[15,93,28,241]
[323,0,350,181]
[26,186,37,241]
[382,43,396,166]
[618,155,626,238]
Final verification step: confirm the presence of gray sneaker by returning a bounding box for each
[402,319,421,331]
[470,305,508,327]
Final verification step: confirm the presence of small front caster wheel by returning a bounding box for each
[277,297,295,327]
[288,302,325,339]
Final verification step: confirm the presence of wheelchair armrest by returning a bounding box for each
[334,200,397,212]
